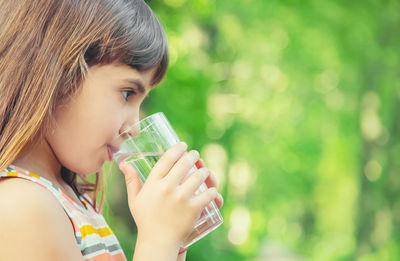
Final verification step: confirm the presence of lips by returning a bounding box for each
[107,144,120,161]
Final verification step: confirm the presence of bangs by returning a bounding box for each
[84,0,169,86]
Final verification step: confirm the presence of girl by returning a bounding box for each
[0,0,224,260]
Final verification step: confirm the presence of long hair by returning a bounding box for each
[0,0,169,212]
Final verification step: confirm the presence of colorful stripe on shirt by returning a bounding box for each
[0,165,127,261]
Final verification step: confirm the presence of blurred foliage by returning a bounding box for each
[102,0,400,260]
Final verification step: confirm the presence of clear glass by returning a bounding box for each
[113,112,223,248]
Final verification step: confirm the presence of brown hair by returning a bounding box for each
[0,0,168,212]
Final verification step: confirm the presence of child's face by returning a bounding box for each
[47,63,156,175]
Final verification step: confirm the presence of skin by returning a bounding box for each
[6,62,223,260]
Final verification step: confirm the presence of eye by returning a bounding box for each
[121,89,137,101]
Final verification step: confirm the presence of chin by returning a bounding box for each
[67,161,105,175]
[60,151,108,175]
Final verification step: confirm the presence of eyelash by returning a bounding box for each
[121,89,137,101]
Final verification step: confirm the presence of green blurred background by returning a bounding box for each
[101,0,400,260]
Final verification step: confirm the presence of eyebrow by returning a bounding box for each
[124,79,146,94]
[125,78,156,94]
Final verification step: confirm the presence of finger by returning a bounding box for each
[215,193,224,209]
[191,187,218,210]
[179,159,205,184]
[204,170,218,189]
[179,168,210,198]
[119,162,143,200]
[148,142,187,181]
[202,170,223,209]
[195,158,205,169]
[165,150,200,186]
[194,159,219,189]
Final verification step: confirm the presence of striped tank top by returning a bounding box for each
[0,164,127,261]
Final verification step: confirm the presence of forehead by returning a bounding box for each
[88,63,157,92]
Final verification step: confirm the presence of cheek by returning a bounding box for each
[72,93,122,142]
[91,102,124,142]
[97,113,122,143]
[48,105,123,174]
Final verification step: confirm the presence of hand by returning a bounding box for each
[175,158,224,256]
[195,158,224,209]
[119,142,219,249]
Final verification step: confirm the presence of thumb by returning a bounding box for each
[119,162,142,200]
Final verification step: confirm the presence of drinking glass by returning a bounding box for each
[113,112,223,248]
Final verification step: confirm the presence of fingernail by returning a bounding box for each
[180,141,187,149]
[200,168,209,179]
[192,150,199,158]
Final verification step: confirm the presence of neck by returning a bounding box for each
[12,138,64,186]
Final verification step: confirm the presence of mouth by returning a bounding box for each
[107,144,120,161]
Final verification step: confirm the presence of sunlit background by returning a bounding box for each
[101,0,400,260]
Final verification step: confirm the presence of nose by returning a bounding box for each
[119,116,140,138]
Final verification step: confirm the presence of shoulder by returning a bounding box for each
[0,177,65,219]
[0,177,84,261]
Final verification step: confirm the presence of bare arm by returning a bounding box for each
[132,239,187,261]
[132,235,181,261]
